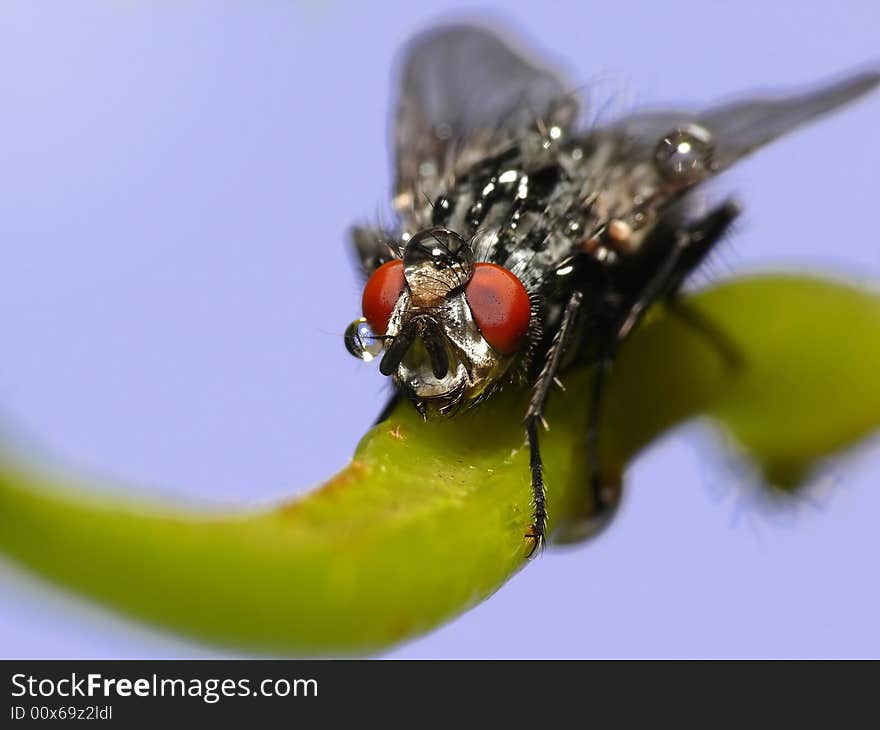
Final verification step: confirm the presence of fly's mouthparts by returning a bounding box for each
[378,325,414,376]
[379,317,454,381]
[421,318,450,379]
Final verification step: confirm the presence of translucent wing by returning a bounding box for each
[589,68,879,234]
[613,69,880,170]
[392,24,576,211]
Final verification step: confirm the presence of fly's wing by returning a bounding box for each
[392,24,577,218]
[617,69,879,167]
[596,69,880,226]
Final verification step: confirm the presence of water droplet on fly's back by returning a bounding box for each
[654,124,714,183]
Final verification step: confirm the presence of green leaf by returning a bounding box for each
[1,275,878,654]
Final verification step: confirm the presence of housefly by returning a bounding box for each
[343,24,879,555]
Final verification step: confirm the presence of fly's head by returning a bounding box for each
[345,227,534,415]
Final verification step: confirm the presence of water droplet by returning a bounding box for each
[654,124,714,183]
[403,227,474,302]
[344,318,383,361]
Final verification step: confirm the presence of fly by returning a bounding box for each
[343,24,879,555]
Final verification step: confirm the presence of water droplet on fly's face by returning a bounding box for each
[345,318,384,361]
[402,227,474,307]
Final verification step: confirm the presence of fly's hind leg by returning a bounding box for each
[663,200,744,370]
[583,347,622,534]
[582,199,742,537]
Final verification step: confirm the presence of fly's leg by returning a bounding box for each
[524,290,584,557]
[583,228,695,518]
[663,199,743,370]
[585,348,618,527]
[585,199,741,531]
[665,200,741,295]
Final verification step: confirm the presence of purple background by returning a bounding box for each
[1,1,878,658]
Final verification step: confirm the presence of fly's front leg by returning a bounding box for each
[524,290,583,557]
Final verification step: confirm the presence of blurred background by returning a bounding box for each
[0,0,878,658]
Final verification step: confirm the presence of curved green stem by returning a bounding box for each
[1,275,879,654]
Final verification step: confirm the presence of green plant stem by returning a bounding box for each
[1,275,879,654]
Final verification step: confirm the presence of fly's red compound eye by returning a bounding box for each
[465,263,531,355]
[362,260,406,335]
